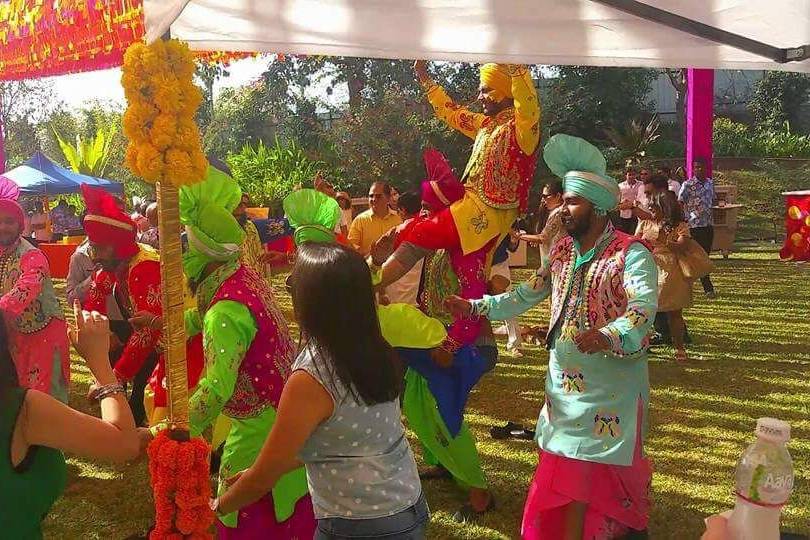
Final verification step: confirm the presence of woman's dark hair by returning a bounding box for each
[652,190,684,227]
[291,243,402,405]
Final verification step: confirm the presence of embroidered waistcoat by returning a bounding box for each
[0,240,64,334]
[546,229,650,357]
[208,266,295,418]
[462,109,537,212]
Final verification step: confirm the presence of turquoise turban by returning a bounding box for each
[543,134,620,215]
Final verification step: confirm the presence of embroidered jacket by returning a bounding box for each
[188,262,295,424]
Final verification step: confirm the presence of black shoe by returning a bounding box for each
[490,421,522,440]
[649,333,665,346]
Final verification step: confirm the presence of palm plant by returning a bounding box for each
[604,115,661,165]
[53,124,116,177]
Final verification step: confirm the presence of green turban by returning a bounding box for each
[283,189,341,245]
[180,165,246,281]
[543,134,620,215]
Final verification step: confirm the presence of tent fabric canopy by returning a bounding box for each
[144,0,810,73]
[2,152,124,196]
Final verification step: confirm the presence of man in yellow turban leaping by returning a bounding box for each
[375,61,541,366]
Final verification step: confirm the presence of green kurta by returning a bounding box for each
[187,262,308,528]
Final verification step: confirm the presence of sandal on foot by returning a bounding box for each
[674,350,689,363]
[452,495,496,523]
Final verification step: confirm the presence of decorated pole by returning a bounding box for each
[122,38,213,538]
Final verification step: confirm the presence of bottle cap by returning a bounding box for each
[756,418,790,443]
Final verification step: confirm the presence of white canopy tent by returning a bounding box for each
[144,0,810,72]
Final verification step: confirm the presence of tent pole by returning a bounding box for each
[685,68,714,179]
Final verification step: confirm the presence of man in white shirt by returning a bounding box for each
[616,167,643,234]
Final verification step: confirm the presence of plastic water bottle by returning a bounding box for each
[727,418,794,540]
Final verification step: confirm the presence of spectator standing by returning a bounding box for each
[348,181,401,257]
[616,168,643,234]
[678,157,717,298]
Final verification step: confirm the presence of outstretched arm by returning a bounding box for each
[188,301,257,437]
[470,269,551,321]
[0,250,50,317]
[415,60,487,140]
[507,64,541,156]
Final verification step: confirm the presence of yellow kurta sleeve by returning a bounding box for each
[424,81,488,140]
[507,64,541,156]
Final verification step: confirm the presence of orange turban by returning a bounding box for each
[479,63,512,102]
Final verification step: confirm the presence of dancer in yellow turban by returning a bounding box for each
[376,61,541,365]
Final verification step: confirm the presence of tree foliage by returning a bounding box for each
[227,138,326,208]
[0,80,58,168]
[544,66,657,142]
[53,123,117,177]
[748,71,810,132]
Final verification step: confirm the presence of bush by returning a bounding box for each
[227,138,329,208]
[713,118,810,158]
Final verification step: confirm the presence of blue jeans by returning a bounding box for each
[314,493,429,539]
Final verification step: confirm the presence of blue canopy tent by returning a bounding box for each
[0,152,124,196]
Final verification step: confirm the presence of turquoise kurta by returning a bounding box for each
[186,263,308,528]
[472,230,657,466]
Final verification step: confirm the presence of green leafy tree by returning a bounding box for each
[544,66,657,141]
[748,72,810,132]
[0,80,58,168]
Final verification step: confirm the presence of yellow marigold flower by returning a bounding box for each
[151,114,178,151]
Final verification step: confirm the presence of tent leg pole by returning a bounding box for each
[686,68,714,179]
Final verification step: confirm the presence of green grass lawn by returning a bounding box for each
[43,245,809,539]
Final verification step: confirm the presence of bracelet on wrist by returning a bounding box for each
[90,382,126,401]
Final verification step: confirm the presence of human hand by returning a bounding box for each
[430,347,453,369]
[129,311,161,330]
[414,60,430,84]
[700,513,730,540]
[69,300,112,377]
[573,328,610,354]
[443,295,472,318]
[263,251,289,265]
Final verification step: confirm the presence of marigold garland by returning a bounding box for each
[147,430,215,539]
[122,39,207,187]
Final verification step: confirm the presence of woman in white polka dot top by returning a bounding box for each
[216,243,428,539]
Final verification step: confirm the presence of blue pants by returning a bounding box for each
[314,493,429,539]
